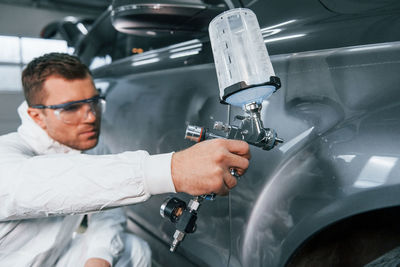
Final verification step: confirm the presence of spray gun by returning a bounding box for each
[160,8,283,252]
[186,101,283,150]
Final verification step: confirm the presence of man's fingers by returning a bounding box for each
[224,152,249,170]
[223,170,238,189]
[224,140,250,177]
[219,150,249,178]
[233,168,246,176]
[215,183,230,196]
[225,139,251,157]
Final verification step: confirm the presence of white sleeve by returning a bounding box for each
[84,208,127,265]
[0,146,176,221]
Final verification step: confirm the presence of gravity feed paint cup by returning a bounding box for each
[209,8,281,107]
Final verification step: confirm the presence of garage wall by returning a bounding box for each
[0,2,73,135]
[0,92,24,135]
[0,3,94,38]
[0,2,102,135]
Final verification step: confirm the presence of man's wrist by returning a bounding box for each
[171,151,182,193]
[84,258,111,267]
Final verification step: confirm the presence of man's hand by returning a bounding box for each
[84,258,111,267]
[171,139,250,196]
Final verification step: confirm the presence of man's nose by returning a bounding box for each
[82,103,97,122]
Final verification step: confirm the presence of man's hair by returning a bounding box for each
[22,52,92,106]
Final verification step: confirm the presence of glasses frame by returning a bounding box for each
[30,95,105,110]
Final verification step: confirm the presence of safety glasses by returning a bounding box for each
[31,95,106,125]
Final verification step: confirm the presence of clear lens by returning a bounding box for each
[54,98,105,124]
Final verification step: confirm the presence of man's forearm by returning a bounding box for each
[0,151,166,221]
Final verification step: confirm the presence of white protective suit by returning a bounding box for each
[0,102,176,266]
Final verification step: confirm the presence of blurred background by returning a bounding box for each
[0,0,109,134]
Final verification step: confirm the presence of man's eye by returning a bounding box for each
[63,104,81,112]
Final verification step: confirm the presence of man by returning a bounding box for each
[0,53,250,266]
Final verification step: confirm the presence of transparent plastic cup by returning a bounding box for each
[209,8,277,107]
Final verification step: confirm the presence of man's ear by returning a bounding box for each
[27,107,47,130]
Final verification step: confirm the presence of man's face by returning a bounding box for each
[28,75,102,151]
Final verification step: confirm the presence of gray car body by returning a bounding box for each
[89,0,400,266]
